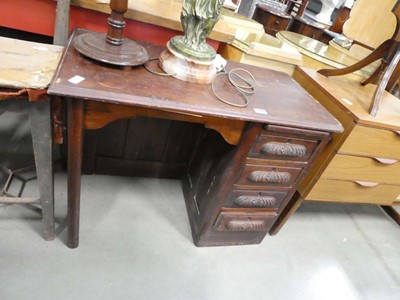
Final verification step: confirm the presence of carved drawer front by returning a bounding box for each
[236,164,302,188]
[214,212,276,232]
[306,179,400,205]
[249,134,319,163]
[321,154,400,185]
[339,125,400,160]
[225,190,288,210]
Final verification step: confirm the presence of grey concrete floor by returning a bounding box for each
[1,172,400,300]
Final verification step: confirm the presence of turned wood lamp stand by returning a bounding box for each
[73,0,149,66]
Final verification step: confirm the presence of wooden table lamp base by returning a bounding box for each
[73,0,148,66]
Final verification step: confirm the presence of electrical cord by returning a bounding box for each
[143,58,256,108]
[143,58,176,76]
[211,68,255,107]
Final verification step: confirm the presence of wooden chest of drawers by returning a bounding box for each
[294,67,400,206]
[252,4,292,36]
[184,123,330,246]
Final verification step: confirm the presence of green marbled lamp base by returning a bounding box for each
[169,36,216,62]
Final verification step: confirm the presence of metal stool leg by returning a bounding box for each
[29,100,54,240]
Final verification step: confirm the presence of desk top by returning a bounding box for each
[48,29,342,133]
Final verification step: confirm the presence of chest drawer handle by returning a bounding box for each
[260,142,306,157]
[226,220,266,231]
[235,195,277,207]
[354,181,379,188]
[373,157,398,165]
[248,170,291,184]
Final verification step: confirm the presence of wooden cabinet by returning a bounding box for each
[294,67,400,206]
[184,124,330,246]
[252,4,292,36]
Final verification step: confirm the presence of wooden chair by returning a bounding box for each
[318,1,400,117]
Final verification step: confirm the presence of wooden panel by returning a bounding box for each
[96,119,128,158]
[321,154,400,185]
[214,211,276,232]
[225,189,288,210]
[124,117,171,161]
[236,164,303,188]
[339,125,400,160]
[82,117,205,177]
[186,128,235,215]
[306,179,400,205]
[249,133,319,163]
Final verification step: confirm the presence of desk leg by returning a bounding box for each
[29,100,54,241]
[381,205,400,226]
[67,98,84,248]
[269,191,303,235]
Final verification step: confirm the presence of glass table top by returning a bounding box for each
[276,31,377,77]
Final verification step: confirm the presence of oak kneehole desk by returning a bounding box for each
[48,29,342,248]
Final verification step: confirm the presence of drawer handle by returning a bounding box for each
[260,142,306,157]
[354,181,379,188]
[235,195,277,207]
[393,130,400,136]
[226,220,266,231]
[373,157,398,165]
[248,170,291,184]
[274,20,280,26]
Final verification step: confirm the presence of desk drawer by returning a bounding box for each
[225,190,288,210]
[306,179,400,205]
[236,164,303,188]
[340,126,400,160]
[249,134,318,162]
[214,212,276,232]
[321,154,400,185]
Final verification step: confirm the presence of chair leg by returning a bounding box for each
[369,50,400,116]
[29,100,54,241]
[318,39,394,77]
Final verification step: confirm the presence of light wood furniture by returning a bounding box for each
[48,29,342,248]
[293,67,400,209]
[218,33,302,75]
[318,2,400,117]
[0,37,63,240]
[1,0,263,50]
[343,0,397,49]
